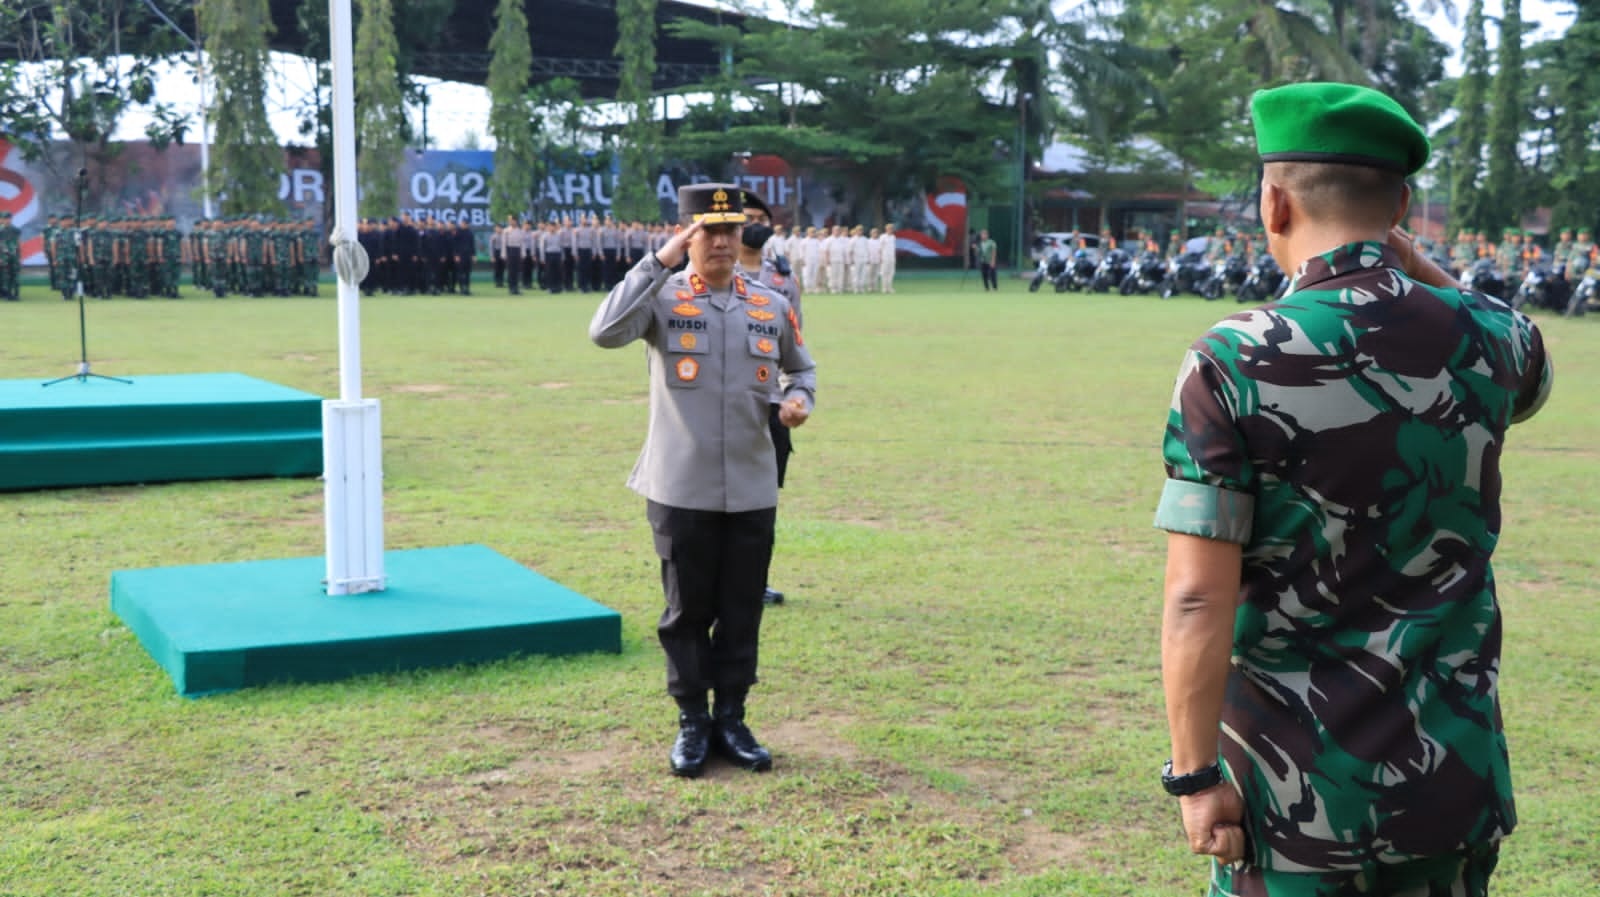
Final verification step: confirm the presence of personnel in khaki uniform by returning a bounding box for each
[590,184,815,780]
[878,224,898,293]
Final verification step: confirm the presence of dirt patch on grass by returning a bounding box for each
[374,711,1093,888]
[391,383,453,394]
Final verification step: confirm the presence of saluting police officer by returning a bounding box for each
[590,184,816,779]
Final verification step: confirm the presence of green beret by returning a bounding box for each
[1251,82,1429,175]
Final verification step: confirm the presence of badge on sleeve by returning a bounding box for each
[675,358,700,382]
[787,308,804,346]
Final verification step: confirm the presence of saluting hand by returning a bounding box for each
[654,220,702,270]
[778,396,809,429]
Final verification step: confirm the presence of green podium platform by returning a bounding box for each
[111,544,624,697]
[0,372,322,491]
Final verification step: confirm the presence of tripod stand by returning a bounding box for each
[44,169,130,387]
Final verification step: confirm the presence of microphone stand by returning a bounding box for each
[44,169,131,387]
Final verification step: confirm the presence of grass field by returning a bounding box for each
[2,274,1596,897]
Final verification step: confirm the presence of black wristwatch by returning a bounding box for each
[1162,760,1223,796]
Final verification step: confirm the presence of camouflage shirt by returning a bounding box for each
[1155,241,1552,873]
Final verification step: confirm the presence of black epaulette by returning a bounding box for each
[773,254,792,276]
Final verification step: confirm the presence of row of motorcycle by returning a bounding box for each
[1029,248,1287,303]
[1477,259,1596,317]
[1028,245,1599,316]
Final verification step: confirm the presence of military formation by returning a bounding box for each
[30,215,319,300]
[782,224,899,294]
[486,213,672,295]
[1447,226,1598,281]
[354,213,478,296]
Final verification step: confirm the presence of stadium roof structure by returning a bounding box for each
[270,0,752,98]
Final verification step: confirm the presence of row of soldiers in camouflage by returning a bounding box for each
[189,218,321,298]
[34,216,320,300]
[0,213,18,300]
[1448,227,1598,279]
[40,215,185,299]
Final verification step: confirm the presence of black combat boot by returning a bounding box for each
[670,695,712,778]
[711,691,772,772]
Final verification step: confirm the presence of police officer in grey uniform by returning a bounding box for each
[590,183,816,779]
[738,190,804,606]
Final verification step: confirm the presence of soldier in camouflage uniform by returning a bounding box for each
[1158,83,1552,897]
[1494,228,1522,282]
[0,212,19,300]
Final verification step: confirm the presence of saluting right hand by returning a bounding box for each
[654,220,702,270]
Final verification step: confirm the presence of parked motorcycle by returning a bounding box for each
[1054,249,1098,292]
[1200,254,1249,301]
[1466,258,1506,301]
[1236,254,1285,303]
[1029,250,1069,293]
[1566,266,1597,317]
[1159,252,1209,299]
[1090,248,1133,293]
[1512,264,1571,313]
[1120,251,1167,295]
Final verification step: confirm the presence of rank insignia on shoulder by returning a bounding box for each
[756,338,774,353]
[673,303,703,317]
[689,273,709,296]
[756,365,770,383]
[675,358,700,382]
[747,308,776,321]
[674,289,693,301]
[734,276,748,296]
[747,295,771,306]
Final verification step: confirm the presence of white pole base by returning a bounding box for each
[323,398,385,595]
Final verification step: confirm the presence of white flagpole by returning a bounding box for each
[323,0,385,595]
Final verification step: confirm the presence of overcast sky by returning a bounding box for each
[106,0,1574,150]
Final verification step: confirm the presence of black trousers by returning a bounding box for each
[602,248,619,288]
[492,251,504,287]
[647,501,775,698]
[544,252,563,292]
[505,248,522,294]
[576,249,594,291]
[981,262,998,290]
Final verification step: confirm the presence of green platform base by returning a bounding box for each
[110,544,622,697]
[0,372,322,491]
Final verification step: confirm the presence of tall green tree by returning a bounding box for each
[0,1,186,181]
[486,0,534,222]
[614,0,661,222]
[198,0,283,214]
[1484,0,1524,231]
[355,0,405,218]
[1544,1,1600,234]
[1449,0,1490,234]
